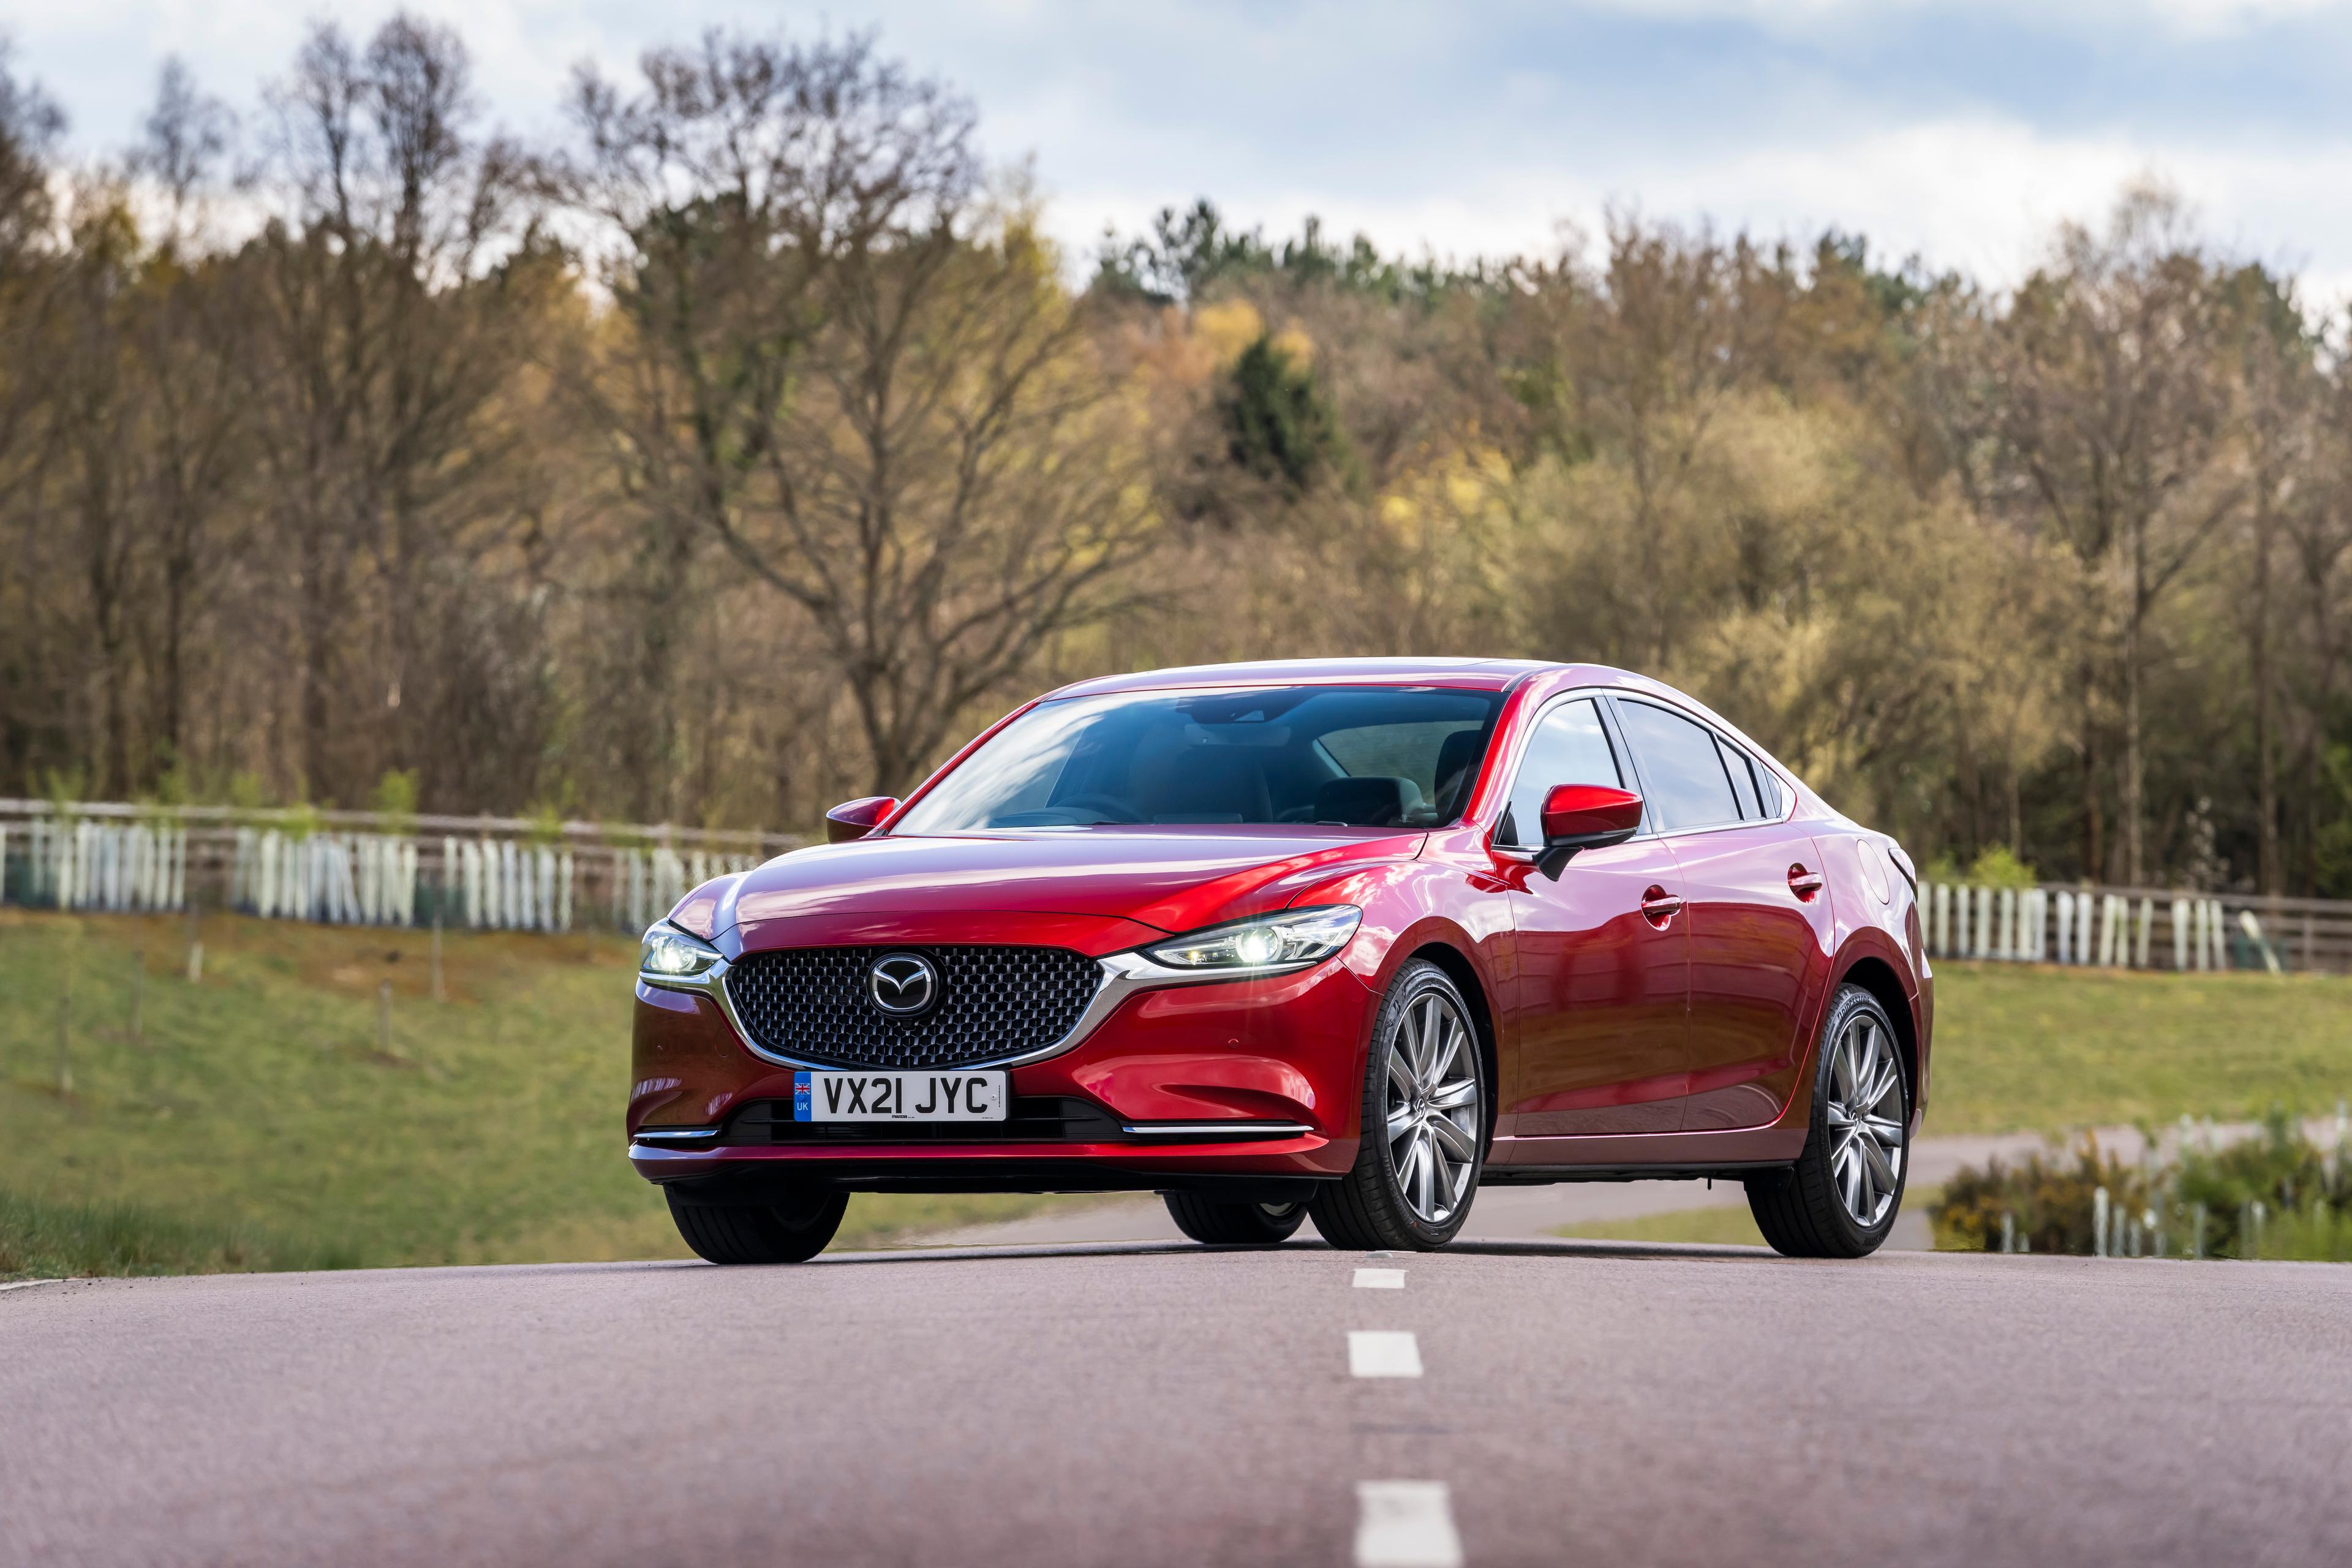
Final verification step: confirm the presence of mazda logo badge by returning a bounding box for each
[867,952,939,1017]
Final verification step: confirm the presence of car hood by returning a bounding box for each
[722,827,1424,951]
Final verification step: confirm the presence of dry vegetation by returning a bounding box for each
[3,18,2351,895]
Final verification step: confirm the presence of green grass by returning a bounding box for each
[9,915,2352,1280]
[0,1187,359,1279]
[1925,962,2352,1135]
[1550,1204,1769,1246]
[0,910,1084,1280]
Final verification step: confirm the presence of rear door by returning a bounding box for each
[1495,696,1691,1138]
[1610,698,1834,1131]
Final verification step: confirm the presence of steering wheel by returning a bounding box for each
[1052,794,1144,824]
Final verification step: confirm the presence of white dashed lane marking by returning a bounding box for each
[1354,1480,1464,1568]
[1348,1330,1423,1378]
[1354,1267,1406,1289]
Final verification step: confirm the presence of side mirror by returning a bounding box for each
[824,796,899,843]
[1537,783,1643,878]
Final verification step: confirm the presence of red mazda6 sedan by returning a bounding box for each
[628,658,1930,1262]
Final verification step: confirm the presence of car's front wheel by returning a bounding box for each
[665,1185,848,1264]
[1311,959,1485,1251]
[1744,984,1909,1258]
[1163,1193,1309,1245]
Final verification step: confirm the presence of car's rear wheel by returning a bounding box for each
[665,1185,848,1264]
[1311,959,1485,1251]
[1163,1193,1309,1245]
[1745,984,1908,1259]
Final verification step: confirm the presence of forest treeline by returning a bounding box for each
[3,17,2351,894]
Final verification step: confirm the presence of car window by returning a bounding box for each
[1752,759,1783,818]
[891,685,1504,832]
[1616,700,1740,832]
[1719,737,1762,820]
[1497,698,1622,849]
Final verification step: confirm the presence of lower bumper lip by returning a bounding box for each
[629,1118,1317,1148]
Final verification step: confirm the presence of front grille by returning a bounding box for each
[721,1095,1125,1145]
[724,945,1104,1069]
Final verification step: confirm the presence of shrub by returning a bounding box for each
[1933,1108,2352,1259]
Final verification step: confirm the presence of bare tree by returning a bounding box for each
[238,13,540,803]
[1995,187,2240,884]
[558,32,1155,794]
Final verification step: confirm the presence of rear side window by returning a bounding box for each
[1616,700,1740,832]
[1498,698,1622,848]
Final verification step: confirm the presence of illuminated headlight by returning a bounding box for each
[640,923,720,978]
[1142,906,1362,971]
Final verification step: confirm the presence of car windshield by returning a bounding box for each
[891,685,1505,833]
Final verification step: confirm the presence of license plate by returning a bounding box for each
[793,1070,1007,1122]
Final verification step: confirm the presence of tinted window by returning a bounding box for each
[1617,700,1740,831]
[1753,760,1783,818]
[893,686,1502,833]
[1719,737,1762,820]
[1498,698,1622,849]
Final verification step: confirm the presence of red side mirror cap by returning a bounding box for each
[1539,783,1643,850]
[824,796,899,843]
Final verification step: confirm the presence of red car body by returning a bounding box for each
[628,658,1931,1207]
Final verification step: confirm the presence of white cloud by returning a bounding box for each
[10,0,2352,312]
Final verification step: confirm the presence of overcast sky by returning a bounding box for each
[12,1,2352,301]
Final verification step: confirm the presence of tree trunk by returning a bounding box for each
[2122,532,2146,888]
[2252,489,2280,895]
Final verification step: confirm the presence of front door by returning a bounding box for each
[1494,697,1691,1139]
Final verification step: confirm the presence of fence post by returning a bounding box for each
[2134,899,2152,968]
[2093,1186,2109,1257]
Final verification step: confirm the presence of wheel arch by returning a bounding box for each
[1399,937,1501,1145]
[1835,951,1920,1115]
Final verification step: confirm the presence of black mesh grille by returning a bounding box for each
[721,1095,1125,1145]
[724,946,1104,1069]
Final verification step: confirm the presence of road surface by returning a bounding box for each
[7,1238,2348,1567]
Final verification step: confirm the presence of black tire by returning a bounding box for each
[1746,984,1909,1259]
[665,1185,848,1265]
[1310,959,1487,1251]
[1163,1193,1310,1245]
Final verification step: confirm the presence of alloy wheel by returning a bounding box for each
[1384,990,1481,1226]
[1823,1012,1905,1228]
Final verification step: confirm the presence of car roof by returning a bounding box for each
[1049,657,1567,698]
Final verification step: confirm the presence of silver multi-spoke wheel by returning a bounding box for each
[1823,1012,1905,1229]
[1384,990,1481,1226]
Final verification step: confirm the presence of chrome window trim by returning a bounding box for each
[641,949,1328,1072]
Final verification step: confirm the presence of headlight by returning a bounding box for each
[640,923,720,978]
[1142,905,1362,971]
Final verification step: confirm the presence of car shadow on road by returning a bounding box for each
[815,1236,1822,1267]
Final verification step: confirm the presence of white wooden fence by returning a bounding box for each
[1920,882,2326,972]
[0,801,794,935]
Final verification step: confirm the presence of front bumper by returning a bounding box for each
[626,952,1378,1193]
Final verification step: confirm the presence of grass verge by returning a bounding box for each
[1926,962,2352,1134]
[0,910,1087,1280]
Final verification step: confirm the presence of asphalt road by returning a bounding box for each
[8,1240,2350,1568]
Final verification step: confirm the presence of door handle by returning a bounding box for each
[1787,865,1825,901]
[1638,886,1683,927]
